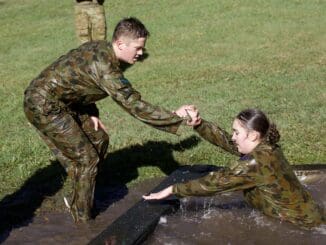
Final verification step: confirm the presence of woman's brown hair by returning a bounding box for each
[236,109,280,145]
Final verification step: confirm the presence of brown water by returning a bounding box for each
[1,178,162,245]
[146,173,326,245]
[1,172,325,245]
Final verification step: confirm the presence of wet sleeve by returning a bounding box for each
[97,66,184,134]
[173,145,280,197]
[172,160,260,197]
[194,120,240,156]
[92,47,184,134]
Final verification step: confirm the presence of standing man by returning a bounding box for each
[74,0,107,44]
[24,17,200,223]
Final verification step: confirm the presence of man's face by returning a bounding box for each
[117,37,146,64]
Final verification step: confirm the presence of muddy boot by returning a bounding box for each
[63,196,77,223]
[75,172,96,222]
[64,190,92,223]
[64,169,96,223]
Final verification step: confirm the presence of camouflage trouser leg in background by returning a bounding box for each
[74,2,107,44]
[24,96,109,222]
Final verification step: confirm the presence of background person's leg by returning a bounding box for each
[75,2,91,43]
[90,4,107,41]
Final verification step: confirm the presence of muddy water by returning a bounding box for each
[1,179,163,245]
[1,171,325,245]
[145,173,326,245]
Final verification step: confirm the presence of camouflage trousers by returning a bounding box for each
[24,88,109,222]
[74,1,107,44]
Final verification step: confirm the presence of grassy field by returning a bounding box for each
[0,0,325,200]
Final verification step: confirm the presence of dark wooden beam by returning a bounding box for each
[88,164,219,245]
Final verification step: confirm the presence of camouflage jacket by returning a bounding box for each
[24,41,183,133]
[173,120,324,228]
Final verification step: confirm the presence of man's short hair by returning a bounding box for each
[112,17,150,41]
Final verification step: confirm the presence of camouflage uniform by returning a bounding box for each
[172,120,325,229]
[75,0,107,44]
[24,41,184,222]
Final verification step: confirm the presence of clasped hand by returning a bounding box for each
[174,105,201,126]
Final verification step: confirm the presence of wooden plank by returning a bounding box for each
[88,164,219,245]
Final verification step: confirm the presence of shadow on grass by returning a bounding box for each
[0,135,201,242]
[0,161,67,243]
[93,135,201,216]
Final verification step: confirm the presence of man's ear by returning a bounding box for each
[115,39,125,50]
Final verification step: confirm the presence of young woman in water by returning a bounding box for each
[143,108,325,229]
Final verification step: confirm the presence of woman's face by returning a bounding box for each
[231,119,260,154]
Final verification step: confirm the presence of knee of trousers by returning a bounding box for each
[77,151,100,177]
[99,134,109,157]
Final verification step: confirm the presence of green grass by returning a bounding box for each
[0,0,325,200]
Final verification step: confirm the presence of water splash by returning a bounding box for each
[147,178,326,244]
[313,224,326,235]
